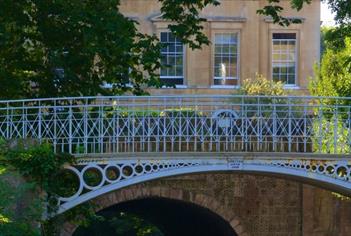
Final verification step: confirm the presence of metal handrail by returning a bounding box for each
[0,95,350,155]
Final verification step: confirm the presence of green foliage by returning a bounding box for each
[234,75,291,118]
[310,37,351,101]
[0,0,165,99]
[310,37,351,155]
[257,0,312,26]
[0,167,42,236]
[319,1,351,60]
[0,0,224,99]
[312,116,351,154]
[110,212,163,236]
[235,75,307,119]
[0,0,330,100]
[321,26,351,53]
[239,74,286,96]
[160,0,220,49]
[103,105,202,118]
[0,139,75,235]
[43,202,101,236]
[3,141,75,192]
[74,212,163,236]
[324,0,351,26]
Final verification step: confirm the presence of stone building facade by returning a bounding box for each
[119,0,321,95]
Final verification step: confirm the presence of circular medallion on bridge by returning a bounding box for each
[212,109,238,128]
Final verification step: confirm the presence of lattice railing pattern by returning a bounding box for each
[1,95,350,154]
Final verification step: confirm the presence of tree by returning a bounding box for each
[310,37,351,99]
[1,0,343,99]
[0,0,221,99]
[309,36,351,155]
[257,0,312,26]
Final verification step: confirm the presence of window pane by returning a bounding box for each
[168,44,175,53]
[214,67,221,77]
[213,33,239,83]
[273,33,296,40]
[215,45,222,54]
[222,45,230,54]
[271,33,296,85]
[168,33,175,42]
[160,32,184,85]
[160,32,167,42]
[215,34,223,44]
[229,45,237,53]
[214,56,222,65]
[214,78,238,86]
[160,78,184,86]
[288,66,295,73]
[176,66,183,76]
[175,55,183,65]
[272,53,280,61]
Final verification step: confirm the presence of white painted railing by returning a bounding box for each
[0,95,350,155]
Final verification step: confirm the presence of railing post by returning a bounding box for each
[258,97,262,151]
[209,97,213,152]
[117,98,120,153]
[194,97,198,152]
[83,99,88,154]
[68,100,73,154]
[241,96,245,151]
[303,103,307,153]
[333,102,338,154]
[348,107,351,150]
[22,102,26,139]
[147,98,151,152]
[6,102,10,139]
[317,102,323,153]
[163,97,166,152]
[288,97,292,152]
[99,101,104,154]
[53,100,57,153]
[272,100,277,152]
[38,101,42,144]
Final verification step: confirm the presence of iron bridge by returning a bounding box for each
[0,95,351,214]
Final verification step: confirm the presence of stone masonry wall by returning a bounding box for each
[142,173,351,236]
[144,174,302,236]
[63,173,351,236]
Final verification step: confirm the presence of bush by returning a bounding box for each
[239,74,286,96]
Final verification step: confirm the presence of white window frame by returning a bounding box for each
[159,31,185,87]
[271,33,298,86]
[212,32,240,88]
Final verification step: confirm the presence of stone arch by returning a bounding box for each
[61,185,248,236]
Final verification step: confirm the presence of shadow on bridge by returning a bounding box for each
[73,197,237,236]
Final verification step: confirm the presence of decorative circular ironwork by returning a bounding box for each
[135,164,144,175]
[81,165,104,190]
[104,165,121,183]
[121,165,134,178]
[58,166,84,202]
[56,158,351,216]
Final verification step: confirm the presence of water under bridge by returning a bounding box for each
[1,95,351,216]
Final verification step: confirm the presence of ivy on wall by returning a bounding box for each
[0,139,94,235]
